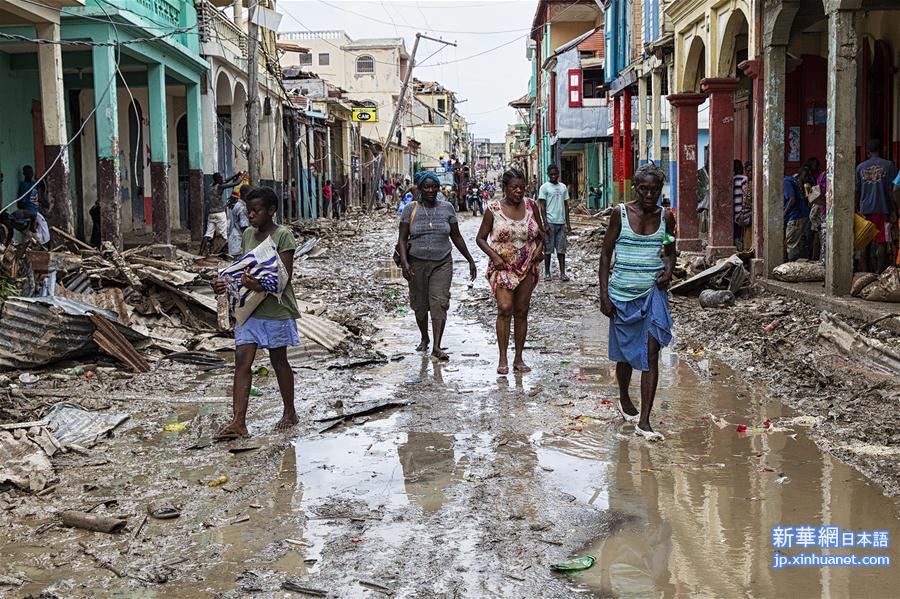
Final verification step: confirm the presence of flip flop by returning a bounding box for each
[497,366,510,375]
[431,350,450,362]
[513,364,532,373]
[616,398,639,423]
[213,429,249,442]
[148,501,181,520]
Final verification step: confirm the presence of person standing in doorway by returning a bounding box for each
[697,151,710,239]
[322,180,333,219]
[202,171,243,255]
[599,164,675,441]
[538,164,572,281]
[856,139,898,273]
[783,172,810,262]
[226,186,250,257]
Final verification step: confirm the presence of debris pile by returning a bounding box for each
[671,254,750,298]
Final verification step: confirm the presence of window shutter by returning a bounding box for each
[568,69,582,107]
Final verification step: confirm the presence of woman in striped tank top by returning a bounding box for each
[599,164,676,441]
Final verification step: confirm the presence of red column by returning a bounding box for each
[623,87,633,195]
[740,59,765,277]
[667,93,707,252]
[613,95,621,198]
[701,77,740,258]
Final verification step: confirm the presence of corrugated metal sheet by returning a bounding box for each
[44,402,129,447]
[578,29,604,58]
[295,313,349,352]
[0,297,143,371]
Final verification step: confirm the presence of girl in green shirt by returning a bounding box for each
[213,187,300,439]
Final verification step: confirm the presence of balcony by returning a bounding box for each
[197,0,246,62]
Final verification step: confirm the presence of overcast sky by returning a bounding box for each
[279,0,537,142]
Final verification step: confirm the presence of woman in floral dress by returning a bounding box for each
[476,168,545,374]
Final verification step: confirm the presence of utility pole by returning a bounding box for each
[247,0,261,184]
[373,33,456,207]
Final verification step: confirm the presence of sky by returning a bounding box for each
[279,0,538,142]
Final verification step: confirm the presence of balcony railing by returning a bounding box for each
[197,1,246,60]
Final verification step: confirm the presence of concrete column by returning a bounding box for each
[232,90,248,173]
[623,87,633,203]
[147,63,169,244]
[762,44,786,274]
[613,95,621,204]
[200,77,218,175]
[701,77,739,258]
[825,10,857,296]
[667,93,706,251]
[91,45,121,249]
[651,68,662,163]
[667,61,678,207]
[36,22,73,235]
[233,0,243,27]
[187,83,203,242]
[740,58,766,277]
[638,75,648,163]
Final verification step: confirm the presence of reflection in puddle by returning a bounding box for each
[551,316,900,597]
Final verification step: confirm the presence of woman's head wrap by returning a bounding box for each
[414,170,441,189]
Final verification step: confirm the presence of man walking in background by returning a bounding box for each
[538,164,572,281]
[201,171,243,255]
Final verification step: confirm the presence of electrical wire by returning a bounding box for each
[315,0,528,35]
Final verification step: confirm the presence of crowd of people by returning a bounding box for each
[695,138,900,273]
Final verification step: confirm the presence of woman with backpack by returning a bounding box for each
[396,171,477,360]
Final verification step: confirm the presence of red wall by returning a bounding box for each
[784,54,827,172]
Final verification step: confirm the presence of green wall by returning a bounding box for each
[0,53,39,212]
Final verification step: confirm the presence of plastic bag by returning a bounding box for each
[218,236,289,324]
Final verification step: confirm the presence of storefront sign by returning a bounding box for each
[352,108,377,123]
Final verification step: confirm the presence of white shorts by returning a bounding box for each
[204,211,227,239]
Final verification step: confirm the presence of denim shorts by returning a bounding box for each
[545,223,568,254]
[235,317,300,349]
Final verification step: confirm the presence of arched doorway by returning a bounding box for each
[176,115,189,229]
[719,10,752,164]
[681,36,706,93]
[127,102,145,229]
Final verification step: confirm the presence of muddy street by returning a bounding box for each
[1,214,899,598]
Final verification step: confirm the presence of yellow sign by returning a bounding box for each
[352,108,377,123]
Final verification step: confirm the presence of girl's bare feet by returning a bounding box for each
[431,349,450,361]
[214,421,249,440]
[416,338,430,352]
[513,361,531,373]
[274,412,299,431]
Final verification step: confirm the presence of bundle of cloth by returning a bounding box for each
[218,236,289,324]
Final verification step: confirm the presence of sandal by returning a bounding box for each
[431,350,450,362]
[497,365,510,375]
[616,398,639,423]
[148,501,181,520]
[213,428,249,442]
[634,427,665,442]
[513,363,532,373]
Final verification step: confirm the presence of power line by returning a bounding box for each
[313,0,528,35]
[0,26,196,47]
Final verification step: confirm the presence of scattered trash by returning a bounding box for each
[550,555,596,572]
[17,373,39,385]
[60,510,127,533]
[208,475,229,487]
[253,366,270,377]
[359,579,395,595]
[776,474,791,485]
[163,422,187,432]
[249,386,263,397]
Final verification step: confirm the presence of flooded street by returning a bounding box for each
[1,216,898,597]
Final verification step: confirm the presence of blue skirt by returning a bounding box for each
[608,286,672,372]
[235,317,300,349]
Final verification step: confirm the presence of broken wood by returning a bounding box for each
[101,241,143,290]
[817,312,900,375]
[315,399,414,433]
[61,510,127,533]
[51,226,96,253]
[90,313,151,373]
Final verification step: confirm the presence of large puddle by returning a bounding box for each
[294,219,899,596]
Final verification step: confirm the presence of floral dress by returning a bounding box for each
[487,198,542,294]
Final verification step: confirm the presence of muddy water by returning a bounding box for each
[542,317,900,597]
[293,218,899,597]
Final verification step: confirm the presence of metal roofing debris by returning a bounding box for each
[0,430,53,491]
[90,313,150,373]
[296,313,349,352]
[44,402,129,447]
[0,296,146,370]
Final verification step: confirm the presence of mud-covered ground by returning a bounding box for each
[1,212,898,598]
